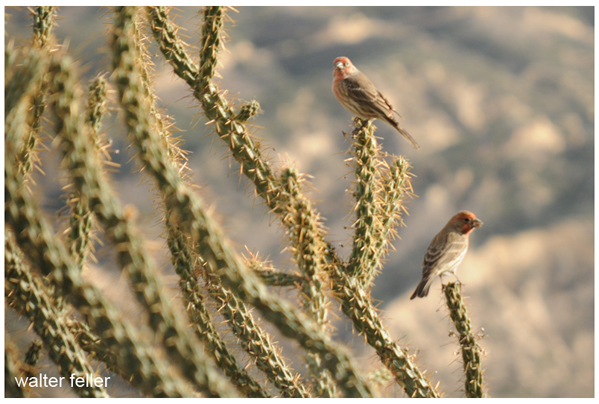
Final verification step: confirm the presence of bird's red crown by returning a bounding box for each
[450,211,483,235]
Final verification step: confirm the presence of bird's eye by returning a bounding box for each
[464,218,471,223]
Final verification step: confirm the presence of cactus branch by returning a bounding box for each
[17,7,56,179]
[279,168,336,397]
[363,155,414,287]
[444,282,486,398]
[347,119,383,283]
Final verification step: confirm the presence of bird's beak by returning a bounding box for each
[335,61,343,70]
[472,218,483,228]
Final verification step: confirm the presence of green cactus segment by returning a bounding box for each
[5,232,109,398]
[211,254,374,397]
[147,7,199,89]
[235,99,262,123]
[368,367,394,387]
[174,234,294,397]
[280,168,337,397]
[148,5,436,398]
[348,119,383,283]
[4,194,190,397]
[32,6,56,48]
[444,283,486,398]
[251,268,304,287]
[6,97,194,398]
[348,121,413,289]
[85,76,109,147]
[17,7,56,179]
[5,47,46,141]
[328,263,440,398]
[199,6,223,91]
[209,281,309,397]
[363,156,414,288]
[68,76,109,268]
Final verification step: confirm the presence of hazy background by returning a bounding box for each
[5,6,594,398]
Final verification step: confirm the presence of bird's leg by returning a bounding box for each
[440,273,447,290]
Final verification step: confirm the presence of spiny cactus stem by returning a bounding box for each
[64,318,120,374]
[199,6,223,91]
[140,21,268,395]
[253,267,305,287]
[235,99,261,122]
[444,282,486,398]
[148,6,281,213]
[147,6,199,88]
[361,156,413,288]
[24,340,43,370]
[134,8,309,398]
[98,7,243,398]
[32,6,56,48]
[68,76,109,267]
[328,254,440,398]
[17,7,56,178]
[348,119,382,283]
[280,168,336,397]
[5,47,45,131]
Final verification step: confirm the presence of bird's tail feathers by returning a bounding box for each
[388,117,421,150]
[410,276,433,299]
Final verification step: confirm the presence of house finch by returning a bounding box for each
[332,56,420,149]
[410,211,483,299]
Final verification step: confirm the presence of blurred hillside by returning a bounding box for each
[5,6,593,398]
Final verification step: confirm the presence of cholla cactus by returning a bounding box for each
[5,6,486,398]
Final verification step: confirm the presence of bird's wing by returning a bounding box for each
[343,74,394,119]
[422,232,468,275]
[378,91,402,118]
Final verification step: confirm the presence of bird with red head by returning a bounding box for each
[332,56,420,150]
[410,211,483,299]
